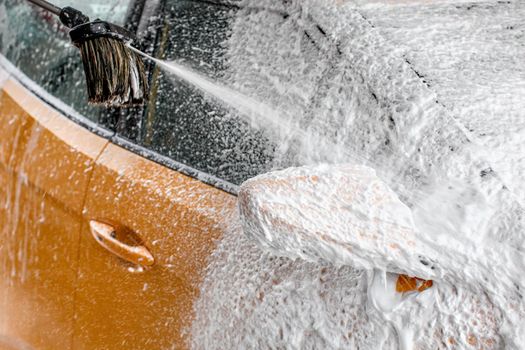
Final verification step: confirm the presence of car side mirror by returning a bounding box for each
[238,164,435,280]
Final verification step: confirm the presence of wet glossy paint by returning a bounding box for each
[0,68,236,349]
[0,78,107,349]
[73,142,236,349]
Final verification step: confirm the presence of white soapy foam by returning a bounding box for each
[191,221,397,350]
[237,163,520,348]
[238,165,420,274]
[358,0,525,204]
[178,0,525,348]
[191,211,504,349]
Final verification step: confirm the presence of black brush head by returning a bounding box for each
[69,20,148,107]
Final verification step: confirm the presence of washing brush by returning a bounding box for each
[26,0,148,107]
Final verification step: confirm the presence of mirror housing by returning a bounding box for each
[238,164,436,279]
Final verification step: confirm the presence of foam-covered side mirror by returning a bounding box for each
[238,164,436,280]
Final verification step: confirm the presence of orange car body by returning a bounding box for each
[0,63,236,349]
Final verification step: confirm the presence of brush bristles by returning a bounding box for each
[77,37,148,107]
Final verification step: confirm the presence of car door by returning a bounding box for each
[73,142,237,350]
[0,1,133,348]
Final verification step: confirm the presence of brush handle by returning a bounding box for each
[26,0,62,15]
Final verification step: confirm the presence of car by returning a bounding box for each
[0,0,524,349]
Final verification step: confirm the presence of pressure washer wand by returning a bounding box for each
[25,0,148,107]
[26,0,61,15]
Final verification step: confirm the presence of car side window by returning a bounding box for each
[0,0,134,124]
[123,0,277,186]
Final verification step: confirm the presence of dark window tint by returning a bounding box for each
[120,1,335,186]
[125,0,277,186]
[0,0,134,123]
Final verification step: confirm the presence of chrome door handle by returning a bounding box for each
[89,220,154,267]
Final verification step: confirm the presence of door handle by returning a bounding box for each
[89,220,155,267]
